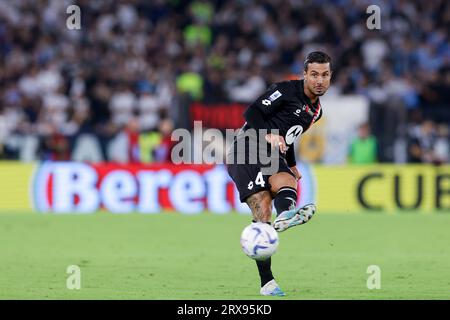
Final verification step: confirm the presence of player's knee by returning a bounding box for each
[269,173,297,194]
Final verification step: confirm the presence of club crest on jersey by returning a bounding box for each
[285,125,303,145]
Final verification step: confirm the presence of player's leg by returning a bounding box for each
[245,191,285,296]
[269,172,298,215]
[245,191,273,288]
[226,133,284,296]
[245,190,272,223]
[269,172,316,232]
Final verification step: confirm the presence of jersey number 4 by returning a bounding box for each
[248,171,266,190]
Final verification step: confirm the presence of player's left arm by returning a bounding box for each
[286,146,301,180]
[284,106,324,181]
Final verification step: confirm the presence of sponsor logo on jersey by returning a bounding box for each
[269,90,282,102]
[285,125,303,145]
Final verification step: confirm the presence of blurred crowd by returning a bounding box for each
[0,0,449,163]
[347,120,449,165]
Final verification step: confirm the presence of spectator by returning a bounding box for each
[348,123,378,164]
[153,118,176,163]
[124,116,141,164]
[176,68,204,101]
[433,124,449,164]
[407,120,438,163]
[137,89,161,131]
[139,117,175,163]
[40,124,71,161]
[183,21,212,48]
[109,83,136,128]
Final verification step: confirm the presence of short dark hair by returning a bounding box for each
[304,51,332,71]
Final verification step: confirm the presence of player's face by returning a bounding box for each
[303,63,331,97]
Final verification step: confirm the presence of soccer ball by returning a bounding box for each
[240,222,279,260]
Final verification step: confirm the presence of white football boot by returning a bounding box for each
[260,279,286,297]
[273,204,316,232]
[260,279,286,296]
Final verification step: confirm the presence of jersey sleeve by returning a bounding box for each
[243,82,288,130]
[249,82,287,116]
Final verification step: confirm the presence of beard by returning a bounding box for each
[314,90,326,96]
[311,87,327,96]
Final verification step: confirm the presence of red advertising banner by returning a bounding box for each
[190,103,247,129]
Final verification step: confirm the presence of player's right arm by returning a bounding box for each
[243,82,286,131]
[265,133,287,153]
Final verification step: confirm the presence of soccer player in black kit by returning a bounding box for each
[227,51,332,296]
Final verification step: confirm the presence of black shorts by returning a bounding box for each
[226,127,295,203]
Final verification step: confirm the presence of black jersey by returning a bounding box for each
[242,79,323,166]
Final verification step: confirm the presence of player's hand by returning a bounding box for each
[265,134,287,153]
[290,166,302,181]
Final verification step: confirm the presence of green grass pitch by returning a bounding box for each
[0,212,449,299]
